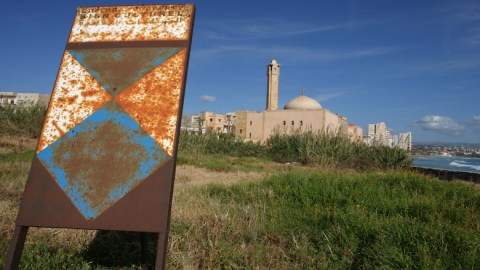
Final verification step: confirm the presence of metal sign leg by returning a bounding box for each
[154,232,167,270]
[4,225,29,270]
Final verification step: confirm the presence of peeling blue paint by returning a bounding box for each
[37,101,169,219]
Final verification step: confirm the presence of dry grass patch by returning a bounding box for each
[175,164,268,187]
[0,134,37,154]
[172,164,269,225]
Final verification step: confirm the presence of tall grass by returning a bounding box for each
[168,170,480,269]
[266,130,411,169]
[179,130,412,170]
[178,131,267,157]
[0,105,46,138]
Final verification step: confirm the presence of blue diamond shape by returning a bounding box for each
[37,102,169,219]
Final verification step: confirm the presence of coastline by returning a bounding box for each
[412,166,480,184]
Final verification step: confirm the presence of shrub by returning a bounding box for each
[178,131,267,158]
[0,105,47,138]
[265,131,412,169]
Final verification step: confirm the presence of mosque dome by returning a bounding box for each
[284,94,322,110]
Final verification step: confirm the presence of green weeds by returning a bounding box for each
[179,131,412,170]
[0,105,46,138]
[2,109,474,269]
[170,171,480,269]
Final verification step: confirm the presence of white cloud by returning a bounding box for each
[466,115,480,125]
[315,92,344,102]
[437,58,480,71]
[201,19,357,41]
[200,95,216,103]
[193,45,398,64]
[413,115,465,136]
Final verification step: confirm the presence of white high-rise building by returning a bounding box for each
[368,122,391,146]
[366,122,412,151]
[398,132,412,151]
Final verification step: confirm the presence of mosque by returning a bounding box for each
[234,59,363,142]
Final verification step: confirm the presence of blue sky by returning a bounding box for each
[1,1,479,143]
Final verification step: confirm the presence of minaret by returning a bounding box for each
[266,59,280,111]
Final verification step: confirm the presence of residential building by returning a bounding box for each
[398,132,412,151]
[0,91,50,107]
[181,111,236,134]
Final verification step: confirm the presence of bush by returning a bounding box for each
[178,131,267,158]
[0,105,47,138]
[265,131,412,169]
[179,130,412,170]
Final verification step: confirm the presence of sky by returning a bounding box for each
[1,1,479,144]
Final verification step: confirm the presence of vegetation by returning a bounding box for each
[1,108,478,269]
[0,105,46,138]
[169,170,480,269]
[179,131,412,170]
[178,131,267,158]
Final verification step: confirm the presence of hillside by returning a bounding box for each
[1,146,479,268]
[0,114,479,268]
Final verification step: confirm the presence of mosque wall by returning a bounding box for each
[232,59,364,143]
[234,111,248,139]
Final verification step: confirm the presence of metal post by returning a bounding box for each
[140,232,149,270]
[154,232,168,269]
[4,225,29,270]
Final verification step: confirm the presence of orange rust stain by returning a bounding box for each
[37,52,112,153]
[81,90,98,98]
[51,120,65,137]
[115,49,186,156]
[67,95,78,105]
[69,5,193,42]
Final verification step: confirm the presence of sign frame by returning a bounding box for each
[4,4,195,269]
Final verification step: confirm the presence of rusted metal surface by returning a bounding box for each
[116,49,186,156]
[7,5,194,268]
[16,4,195,229]
[69,5,193,42]
[37,102,169,219]
[36,51,112,153]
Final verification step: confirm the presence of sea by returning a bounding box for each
[413,156,480,174]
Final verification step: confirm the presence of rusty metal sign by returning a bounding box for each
[5,4,195,269]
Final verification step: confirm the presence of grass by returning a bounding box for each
[0,105,46,138]
[179,131,412,170]
[266,130,412,169]
[177,154,274,172]
[169,170,480,269]
[1,110,478,268]
[1,149,479,268]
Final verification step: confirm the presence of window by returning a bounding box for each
[300,120,303,126]
[283,121,286,125]
[291,121,294,125]
[249,133,252,138]
[218,119,221,122]
[240,129,243,134]
[250,121,252,125]
[210,118,213,122]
